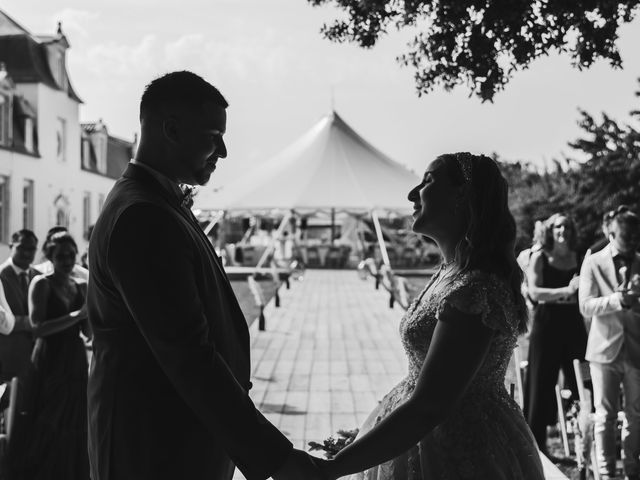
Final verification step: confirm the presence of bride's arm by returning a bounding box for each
[320,305,494,479]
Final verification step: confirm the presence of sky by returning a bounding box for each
[4,0,640,190]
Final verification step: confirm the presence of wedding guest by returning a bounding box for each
[585,208,619,258]
[18,231,90,479]
[523,213,588,454]
[33,226,89,281]
[315,153,545,480]
[517,221,544,323]
[0,230,40,381]
[579,208,640,480]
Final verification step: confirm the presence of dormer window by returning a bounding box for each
[96,135,107,174]
[24,117,34,153]
[82,138,91,169]
[49,49,66,89]
[0,93,10,147]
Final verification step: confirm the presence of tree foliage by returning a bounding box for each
[500,78,640,253]
[308,0,640,101]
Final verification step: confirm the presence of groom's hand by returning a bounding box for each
[272,448,324,480]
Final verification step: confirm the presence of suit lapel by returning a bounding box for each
[123,164,235,299]
[600,245,619,291]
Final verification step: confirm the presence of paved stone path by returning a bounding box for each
[233,269,567,479]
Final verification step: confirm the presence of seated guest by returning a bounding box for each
[523,213,587,455]
[15,232,90,479]
[0,230,41,381]
[579,207,640,480]
[33,226,89,281]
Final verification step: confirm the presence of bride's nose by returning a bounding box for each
[408,185,420,202]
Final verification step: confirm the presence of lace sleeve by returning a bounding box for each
[436,271,515,335]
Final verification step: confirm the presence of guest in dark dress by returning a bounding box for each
[523,213,588,454]
[19,231,90,480]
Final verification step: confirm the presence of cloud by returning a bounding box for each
[76,31,291,86]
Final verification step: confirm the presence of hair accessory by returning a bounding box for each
[457,155,473,183]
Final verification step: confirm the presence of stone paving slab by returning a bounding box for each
[232,270,566,480]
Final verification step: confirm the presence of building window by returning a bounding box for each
[24,118,34,153]
[0,94,8,146]
[98,193,105,212]
[82,138,91,169]
[96,136,107,174]
[23,179,34,230]
[83,192,91,237]
[0,176,9,243]
[56,117,66,162]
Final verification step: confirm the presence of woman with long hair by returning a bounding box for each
[18,231,91,479]
[523,213,587,454]
[315,153,544,479]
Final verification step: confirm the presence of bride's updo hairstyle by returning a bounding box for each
[437,152,528,334]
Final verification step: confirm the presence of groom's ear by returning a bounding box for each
[162,116,180,146]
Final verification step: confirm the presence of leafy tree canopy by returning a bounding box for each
[308,0,640,101]
[499,78,640,253]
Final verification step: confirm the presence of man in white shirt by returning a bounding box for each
[579,209,640,480]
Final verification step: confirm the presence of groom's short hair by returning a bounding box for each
[140,71,228,121]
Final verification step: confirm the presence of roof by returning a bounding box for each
[0,11,82,103]
[106,136,133,179]
[81,128,133,180]
[194,111,420,213]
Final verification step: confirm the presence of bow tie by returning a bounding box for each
[179,185,195,209]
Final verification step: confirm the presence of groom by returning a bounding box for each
[87,71,320,480]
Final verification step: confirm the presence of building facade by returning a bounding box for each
[0,10,133,259]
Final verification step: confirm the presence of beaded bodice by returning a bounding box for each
[399,269,520,395]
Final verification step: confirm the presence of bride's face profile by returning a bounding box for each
[408,158,463,239]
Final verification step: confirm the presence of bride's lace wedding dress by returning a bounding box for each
[348,269,545,480]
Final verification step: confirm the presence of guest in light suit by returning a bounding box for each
[579,207,640,480]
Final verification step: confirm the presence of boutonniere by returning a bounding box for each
[619,266,628,285]
[179,184,197,209]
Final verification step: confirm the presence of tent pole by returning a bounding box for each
[203,210,224,236]
[331,207,336,245]
[371,210,390,267]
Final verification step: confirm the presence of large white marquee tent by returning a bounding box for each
[194,111,421,214]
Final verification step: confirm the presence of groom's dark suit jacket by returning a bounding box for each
[87,164,292,480]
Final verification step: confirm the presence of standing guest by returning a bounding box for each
[585,208,621,258]
[0,230,40,381]
[33,226,89,281]
[18,231,90,480]
[523,213,588,454]
[517,220,545,326]
[579,209,640,480]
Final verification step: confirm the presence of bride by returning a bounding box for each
[316,153,545,480]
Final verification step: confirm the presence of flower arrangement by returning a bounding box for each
[308,429,359,459]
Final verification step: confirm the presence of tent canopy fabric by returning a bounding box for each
[194,111,421,213]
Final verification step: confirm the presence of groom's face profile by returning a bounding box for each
[171,101,227,186]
